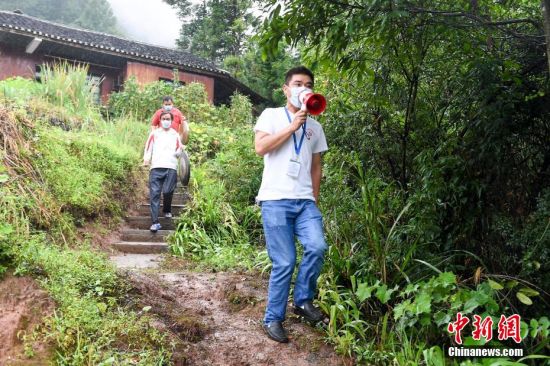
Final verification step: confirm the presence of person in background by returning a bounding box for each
[254,66,329,343]
[151,95,189,144]
[143,111,183,232]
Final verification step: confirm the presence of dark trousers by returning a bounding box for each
[149,168,177,224]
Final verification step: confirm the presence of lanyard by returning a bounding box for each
[284,108,306,156]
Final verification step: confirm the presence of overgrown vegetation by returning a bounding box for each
[0,67,168,364]
[1,3,549,360]
[118,2,550,361]
[131,77,547,364]
[256,0,550,364]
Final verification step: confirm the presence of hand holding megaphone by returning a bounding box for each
[298,89,327,115]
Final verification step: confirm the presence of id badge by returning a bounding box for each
[287,159,301,178]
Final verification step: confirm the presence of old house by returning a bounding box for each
[0,10,265,105]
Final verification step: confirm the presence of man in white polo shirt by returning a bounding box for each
[254,66,328,343]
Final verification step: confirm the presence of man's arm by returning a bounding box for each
[254,110,307,156]
[311,152,322,204]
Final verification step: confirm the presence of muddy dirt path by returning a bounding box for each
[0,273,55,365]
[123,263,350,366]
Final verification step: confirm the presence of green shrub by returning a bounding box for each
[0,77,43,103]
[108,76,173,122]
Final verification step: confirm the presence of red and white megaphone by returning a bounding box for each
[298,90,327,115]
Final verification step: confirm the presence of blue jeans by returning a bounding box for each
[261,199,327,324]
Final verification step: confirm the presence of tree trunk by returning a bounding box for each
[543,0,550,73]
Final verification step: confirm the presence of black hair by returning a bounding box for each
[159,111,173,121]
[162,96,173,103]
[284,66,314,86]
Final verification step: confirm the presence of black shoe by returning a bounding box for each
[263,321,288,343]
[293,301,324,323]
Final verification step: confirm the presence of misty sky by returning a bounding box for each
[107,0,182,48]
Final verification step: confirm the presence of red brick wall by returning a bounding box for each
[125,61,215,103]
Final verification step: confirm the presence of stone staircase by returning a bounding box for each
[110,190,188,269]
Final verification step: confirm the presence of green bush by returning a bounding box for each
[0,76,43,103]
[41,62,102,124]
[33,124,139,218]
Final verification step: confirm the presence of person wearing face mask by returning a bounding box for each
[143,111,183,232]
[254,66,329,343]
[151,96,189,144]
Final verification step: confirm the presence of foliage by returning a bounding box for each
[40,61,103,125]
[223,37,299,104]
[165,0,258,64]
[171,166,259,270]
[170,93,263,269]
[317,148,549,362]
[33,126,138,218]
[108,76,173,122]
[109,77,225,126]
[259,0,550,298]
[0,0,120,34]
[0,76,43,102]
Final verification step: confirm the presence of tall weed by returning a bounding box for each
[41,61,102,124]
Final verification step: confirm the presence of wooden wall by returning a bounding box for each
[125,61,215,103]
[0,47,43,80]
[0,46,216,105]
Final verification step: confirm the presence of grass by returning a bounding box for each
[0,68,173,364]
[13,236,170,364]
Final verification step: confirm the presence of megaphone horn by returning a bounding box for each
[300,91,327,115]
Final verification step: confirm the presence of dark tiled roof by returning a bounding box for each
[0,10,225,75]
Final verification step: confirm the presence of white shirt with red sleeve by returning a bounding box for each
[143,128,183,170]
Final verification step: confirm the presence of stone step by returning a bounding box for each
[112,241,169,254]
[121,229,173,243]
[144,193,189,205]
[110,253,163,269]
[137,204,185,216]
[126,216,176,230]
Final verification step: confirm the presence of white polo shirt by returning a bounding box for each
[254,107,328,202]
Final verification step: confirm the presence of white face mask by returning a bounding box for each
[289,86,311,109]
[163,105,173,112]
[161,119,171,129]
